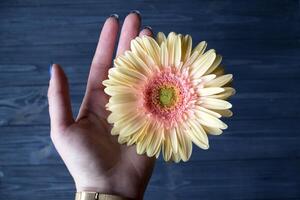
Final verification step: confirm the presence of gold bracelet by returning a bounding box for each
[75,192,127,200]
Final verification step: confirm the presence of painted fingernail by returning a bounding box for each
[130,10,141,20]
[49,63,53,79]
[144,26,153,34]
[110,14,119,20]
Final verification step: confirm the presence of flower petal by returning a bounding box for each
[211,109,233,118]
[190,49,217,79]
[104,85,135,96]
[197,87,225,96]
[194,106,222,118]
[162,133,172,161]
[169,127,178,153]
[192,41,207,55]
[176,127,192,162]
[209,87,236,100]
[160,41,169,67]
[205,74,233,87]
[156,32,166,46]
[147,124,164,157]
[200,97,232,110]
[142,36,161,66]
[185,120,209,149]
[204,54,222,75]
[196,110,228,129]
[202,125,223,135]
[167,32,177,67]
[174,35,182,68]
[181,34,192,63]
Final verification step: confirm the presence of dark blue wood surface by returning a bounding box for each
[0,0,300,199]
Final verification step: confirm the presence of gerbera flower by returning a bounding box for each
[102,32,235,162]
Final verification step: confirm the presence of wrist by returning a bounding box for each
[75,180,145,200]
[75,192,133,200]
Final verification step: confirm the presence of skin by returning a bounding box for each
[48,13,155,200]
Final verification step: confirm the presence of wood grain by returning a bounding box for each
[0,0,299,199]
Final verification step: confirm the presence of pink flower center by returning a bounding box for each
[143,67,196,127]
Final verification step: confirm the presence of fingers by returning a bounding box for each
[77,16,119,120]
[116,11,141,57]
[87,15,119,91]
[139,26,153,37]
[48,64,74,134]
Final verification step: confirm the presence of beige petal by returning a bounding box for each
[200,74,217,83]
[107,102,137,115]
[196,110,228,129]
[111,124,120,135]
[181,34,192,63]
[205,74,233,87]
[176,128,192,162]
[107,74,135,88]
[156,32,166,46]
[162,133,172,161]
[117,67,147,81]
[118,134,130,144]
[185,120,209,149]
[108,68,138,84]
[211,66,225,76]
[197,87,225,96]
[167,32,176,67]
[171,151,181,163]
[109,94,138,105]
[192,41,207,55]
[155,145,161,159]
[211,109,233,118]
[190,49,216,79]
[125,51,152,76]
[114,112,140,129]
[115,55,136,71]
[169,128,178,153]
[204,54,222,75]
[104,85,135,96]
[192,74,217,86]
[107,111,132,124]
[142,36,161,66]
[102,79,114,87]
[200,97,232,110]
[127,120,150,145]
[209,87,236,100]
[160,42,169,67]
[174,35,182,68]
[136,123,154,155]
[182,50,200,69]
[131,39,159,72]
[110,112,140,136]
[147,125,164,157]
[202,125,223,135]
[120,117,148,138]
[194,106,222,118]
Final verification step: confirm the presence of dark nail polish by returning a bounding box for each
[110,14,119,20]
[49,64,53,79]
[144,26,153,34]
[130,10,141,20]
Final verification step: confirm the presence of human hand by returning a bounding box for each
[48,12,155,200]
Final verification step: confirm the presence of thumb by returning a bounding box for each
[48,64,74,134]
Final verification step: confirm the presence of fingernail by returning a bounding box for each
[49,63,53,79]
[130,10,141,20]
[109,13,119,20]
[144,26,153,34]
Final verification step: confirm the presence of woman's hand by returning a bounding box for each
[47,12,155,200]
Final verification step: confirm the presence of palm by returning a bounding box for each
[48,13,155,199]
[62,91,154,193]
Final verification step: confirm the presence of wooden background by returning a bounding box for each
[0,0,300,199]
